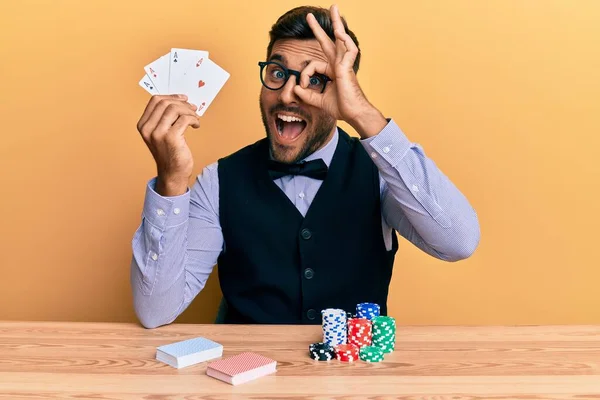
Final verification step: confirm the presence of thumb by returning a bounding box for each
[293,86,321,108]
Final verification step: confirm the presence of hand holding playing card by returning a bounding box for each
[136,94,199,196]
[137,48,230,195]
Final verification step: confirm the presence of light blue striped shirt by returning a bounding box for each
[131,119,480,328]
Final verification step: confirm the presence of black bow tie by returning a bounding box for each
[267,159,328,180]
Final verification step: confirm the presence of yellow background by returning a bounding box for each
[1,0,599,325]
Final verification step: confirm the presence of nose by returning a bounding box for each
[277,74,300,106]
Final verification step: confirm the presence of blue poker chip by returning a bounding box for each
[356,302,381,320]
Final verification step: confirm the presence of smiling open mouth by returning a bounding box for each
[275,113,307,141]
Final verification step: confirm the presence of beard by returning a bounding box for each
[260,96,336,164]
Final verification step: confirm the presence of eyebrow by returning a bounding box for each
[268,54,311,68]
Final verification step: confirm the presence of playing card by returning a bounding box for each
[156,337,223,369]
[157,337,222,358]
[144,53,170,94]
[206,352,277,385]
[168,48,209,93]
[139,74,159,95]
[171,58,229,116]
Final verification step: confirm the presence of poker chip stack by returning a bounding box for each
[359,345,385,363]
[356,302,381,320]
[334,344,359,362]
[309,342,336,362]
[321,308,347,346]
[347,317,372,348]
[371,316,396,354]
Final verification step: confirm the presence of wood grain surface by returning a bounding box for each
[1,322,599,399]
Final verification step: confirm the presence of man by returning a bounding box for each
[131,5,480,328]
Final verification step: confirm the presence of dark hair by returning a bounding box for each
[266,6,361,73]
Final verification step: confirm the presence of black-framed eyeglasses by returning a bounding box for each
[258,61,331,94]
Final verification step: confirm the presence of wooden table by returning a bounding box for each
[1,322,599,399]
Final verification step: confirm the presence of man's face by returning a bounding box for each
[260,39,336,164]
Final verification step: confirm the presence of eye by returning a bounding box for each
[309,75,323,87]
[270,69,286,80]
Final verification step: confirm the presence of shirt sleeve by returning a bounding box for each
[130,162,223,328]
[361,119,480,261]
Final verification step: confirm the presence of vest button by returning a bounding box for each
[306,309,317,320]
[304,268,314,279]
[301,228,312,240]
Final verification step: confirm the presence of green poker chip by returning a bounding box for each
[359,346,384,362]
[371,316,396,354]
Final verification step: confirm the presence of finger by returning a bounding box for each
[140,94,195,125]
[149,102,198,139]
[138,94,187,129]
[293,84,323,109]
[330,5,353,62]
[335,31,347,62]
[306,13,336,61]
[141,99,182,139]
[334,29,359,68]
[155,104,199,135]
[171,114,201,137]
[143,99,196,136]
[329,4,347,63]
[330,4,346,35]
[139,98,181,142]
[299,60,333,88]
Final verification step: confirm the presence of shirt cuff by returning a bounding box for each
[143,177,190,230]
[360,119,413,169]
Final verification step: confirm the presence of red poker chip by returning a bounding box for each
[336,354,357,362]
[348,318,373,348]
[334,344,359,360]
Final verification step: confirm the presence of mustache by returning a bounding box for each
[269,105,311,123]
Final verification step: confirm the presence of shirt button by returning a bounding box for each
[306,309,317,320]
[371,152,378,159]
[298,192,305,199]
[151,252,158,261]
[304,268,314,279]
[383,146,390,154]
[301,228,312,240]
[173,208,181,215]
[156,208,165,216]
[412,184,419,192]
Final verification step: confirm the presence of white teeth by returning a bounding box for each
[277,114,304,123]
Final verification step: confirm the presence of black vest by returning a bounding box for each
[217,128,398,324]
